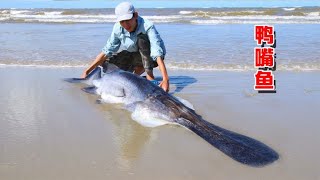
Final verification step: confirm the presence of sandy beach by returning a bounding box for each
[1,2,320,179]
[0,66,319,180]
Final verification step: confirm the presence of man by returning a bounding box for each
[81,2,169,92]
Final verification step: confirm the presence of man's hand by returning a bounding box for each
[81,70,89,79]
[156,57,169,92]
[81,52,107,79]
[159,79,169,92]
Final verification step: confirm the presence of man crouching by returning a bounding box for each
[81,2,169,92]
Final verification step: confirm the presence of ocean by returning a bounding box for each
[1,7,320,71]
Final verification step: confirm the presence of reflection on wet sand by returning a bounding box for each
[97,104,153,171]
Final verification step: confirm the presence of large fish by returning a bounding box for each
[64,63,279,167]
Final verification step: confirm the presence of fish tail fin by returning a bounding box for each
[176,117,279,167]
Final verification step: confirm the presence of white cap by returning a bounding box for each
[115,2,135,22]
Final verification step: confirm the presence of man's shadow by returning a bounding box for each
[154,76,197,94]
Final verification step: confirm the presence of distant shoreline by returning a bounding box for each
[1,0,320,9]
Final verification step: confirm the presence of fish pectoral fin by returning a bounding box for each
[121,88,126,97]
[111,89,126,97]
[113,88,126,97]
[82,86,98,95]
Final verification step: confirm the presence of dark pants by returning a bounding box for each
[103,34,158,73]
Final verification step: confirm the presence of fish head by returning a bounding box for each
[63,66,102,85]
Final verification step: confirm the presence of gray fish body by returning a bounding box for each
[65,64,279,167]
[94,69,181,122]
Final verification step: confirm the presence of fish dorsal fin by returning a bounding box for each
[155,94,200,121]
[103,62,121,74]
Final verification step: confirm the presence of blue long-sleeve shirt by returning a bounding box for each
[102,16,166,61]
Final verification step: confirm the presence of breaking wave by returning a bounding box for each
[1,7,320,24]
[1,60,320,71]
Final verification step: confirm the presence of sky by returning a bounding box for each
[0,0,319,8]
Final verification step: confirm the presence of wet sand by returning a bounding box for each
[0,67,320,180]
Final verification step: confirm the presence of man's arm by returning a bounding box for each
[81,23,121,78]
[156,57,169,92]
[145,24,168,92]
[81,52,107,78]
